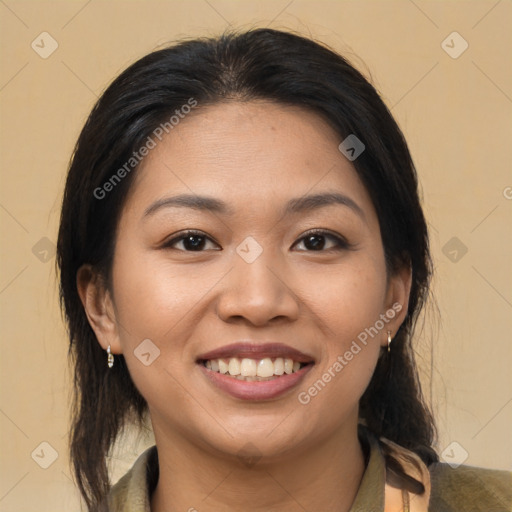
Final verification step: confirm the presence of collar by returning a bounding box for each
[107,426,430,511]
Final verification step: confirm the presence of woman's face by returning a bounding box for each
[90,101,409,460]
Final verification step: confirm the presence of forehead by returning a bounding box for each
[122,101,376,223]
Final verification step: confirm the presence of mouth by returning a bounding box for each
[196,342,315,400]
[198,357,311,381]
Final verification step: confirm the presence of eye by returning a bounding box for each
[293,229,350,252]
[162,230,220,252]
[162,229,351,252]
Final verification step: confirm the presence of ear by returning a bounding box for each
[381,262,412,348]
[76,264,122,354]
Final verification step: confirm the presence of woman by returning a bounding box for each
[56,28,511,511]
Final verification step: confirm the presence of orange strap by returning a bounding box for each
[381,437,431,512]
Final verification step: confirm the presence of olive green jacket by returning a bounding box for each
[107,428,511,511]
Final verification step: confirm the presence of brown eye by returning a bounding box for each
[163,230,219,251]
[293,230,350,252]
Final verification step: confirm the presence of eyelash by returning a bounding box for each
[162,229,352,252]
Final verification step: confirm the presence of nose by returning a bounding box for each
[215,250,300,327]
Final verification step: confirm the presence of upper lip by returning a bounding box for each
[196,342,315,363]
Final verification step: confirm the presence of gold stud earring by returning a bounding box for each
[387,331,392,353]
[107,345,114,368]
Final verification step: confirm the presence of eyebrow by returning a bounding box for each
[142,192,365,221]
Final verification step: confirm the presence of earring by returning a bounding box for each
[107,345,114,368]
[387,331,392,353]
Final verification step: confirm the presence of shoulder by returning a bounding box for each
[107,445,158,511]
[428,462,512,511]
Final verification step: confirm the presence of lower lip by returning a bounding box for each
[198,363,314,401]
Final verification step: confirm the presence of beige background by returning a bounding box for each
[1,1,511,510]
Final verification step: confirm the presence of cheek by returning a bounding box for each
[293,253,387,414]
[109,246,229,398]
[295,293,383,434]
[111,235,387,420]
[111,248,215,341]
[300,252,388,342]
[109,252,203,407]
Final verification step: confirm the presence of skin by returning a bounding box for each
[77,101,411,512]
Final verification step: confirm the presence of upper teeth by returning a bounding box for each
[204,357,302,377]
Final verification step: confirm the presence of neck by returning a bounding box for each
[150,420,367,512]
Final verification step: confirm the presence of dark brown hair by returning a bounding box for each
[56,28,438,511]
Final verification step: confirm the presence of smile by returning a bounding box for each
[196,342,315,400]
[202,357,307,381]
